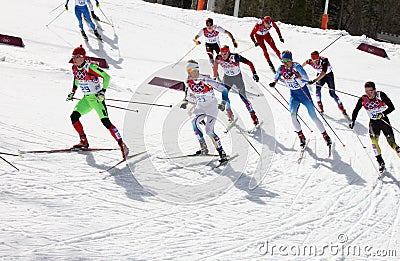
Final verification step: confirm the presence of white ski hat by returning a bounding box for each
[186,60,199,71]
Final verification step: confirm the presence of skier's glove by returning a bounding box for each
[180,100,188,109]
[269,81,276,87]
[254,41,259,47]
[194,40,201,45]
[232,39,238,48]
[349,121,355,129]
[66,91,75,101]
[377,113,385,120]
[64,5,68,11]
[279,36,284,43]
[252,72,259,82]
[96,90,105,102]
[307,79,316,85]
[96,1,100,7]
[218,100,226,111]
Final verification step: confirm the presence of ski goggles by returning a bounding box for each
[186,68,198,73]
[281,58,291,63]
[72,54,84,59]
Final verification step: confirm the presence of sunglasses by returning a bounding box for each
[72,55,84,59]
[187,68,198,73]
[206,22,213,26]
[281,58,291,63]
[365,89,375,93]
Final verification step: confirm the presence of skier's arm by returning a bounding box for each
[239,55,256,73]
[380,92,395,116]
[351,97,363,123]
[89,64,110,90]
[302,59,310,68]
[271,21,282,38]
[193,29,203,45]
[294,63,309,82]
[250,24,258,43]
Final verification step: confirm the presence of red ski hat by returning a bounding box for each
[220,45,230,53]
[311,51,319,60]
[263,16,271,23]
[72,45,86,57]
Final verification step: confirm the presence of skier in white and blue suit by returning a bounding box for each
[269,50,332,148]
[65,0,101,40]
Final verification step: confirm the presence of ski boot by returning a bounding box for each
[93,29,102,41]
[338,103,349,116]
[217,147,228,162]
[73,135,89,149]
[227,109,234,122]
[196,139,209,155]
[91,11,100,21]
[81,30,88,41]
[317,101,324,113]
[118,140,129,159]
[250,111,259,125]
[376,154,386,173]
[297,131,306,148]
[267,59,276,74]
[322,131,332,146]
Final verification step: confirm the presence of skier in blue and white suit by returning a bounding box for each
[65,0,101,39]
[269,50,332,148]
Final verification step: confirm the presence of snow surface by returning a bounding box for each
[1,0,400,259]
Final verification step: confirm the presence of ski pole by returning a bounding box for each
[72,98,139,112]
[258,82,313,132]
[0,152,23,157]
[106,98,172,108]
[238,45,255,54]
[315,84,360,98]
[46,9,66,27]
[319,33,345,54]
[171,45,197,68]
[380,119,400,134]
[107,104,139,112]
[234,125,260,156]
[298,85,346,147]
[0,156,19,171]
[50,2,65,13]
[98,7,114,27]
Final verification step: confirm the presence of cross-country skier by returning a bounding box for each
[66,45,129,159]
[213,45,260,126]
[250,16,283,73]
[193,18,238,66]
[65,0,102,41]
[349,81,400,173]
[180,60,231,162]
[269,50,332,148]
[303,51,348,116]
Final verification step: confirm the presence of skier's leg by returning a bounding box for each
[192,114,208,154]
[265,34,281,58]
[82,6,96,31]
[74,6,85,31]
[255,34,270,61]
[70,97,92,147]
[289,96,302,133]
[205,115,226,160]
[381,120,400,157]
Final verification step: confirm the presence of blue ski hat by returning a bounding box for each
[281,50,292,60]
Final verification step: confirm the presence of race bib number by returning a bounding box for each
[80,84,91,93]
[78,0,86,5]
[287,80,300,90]
[196,94,207,103]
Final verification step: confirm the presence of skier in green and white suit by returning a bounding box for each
[66,45,129,159]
